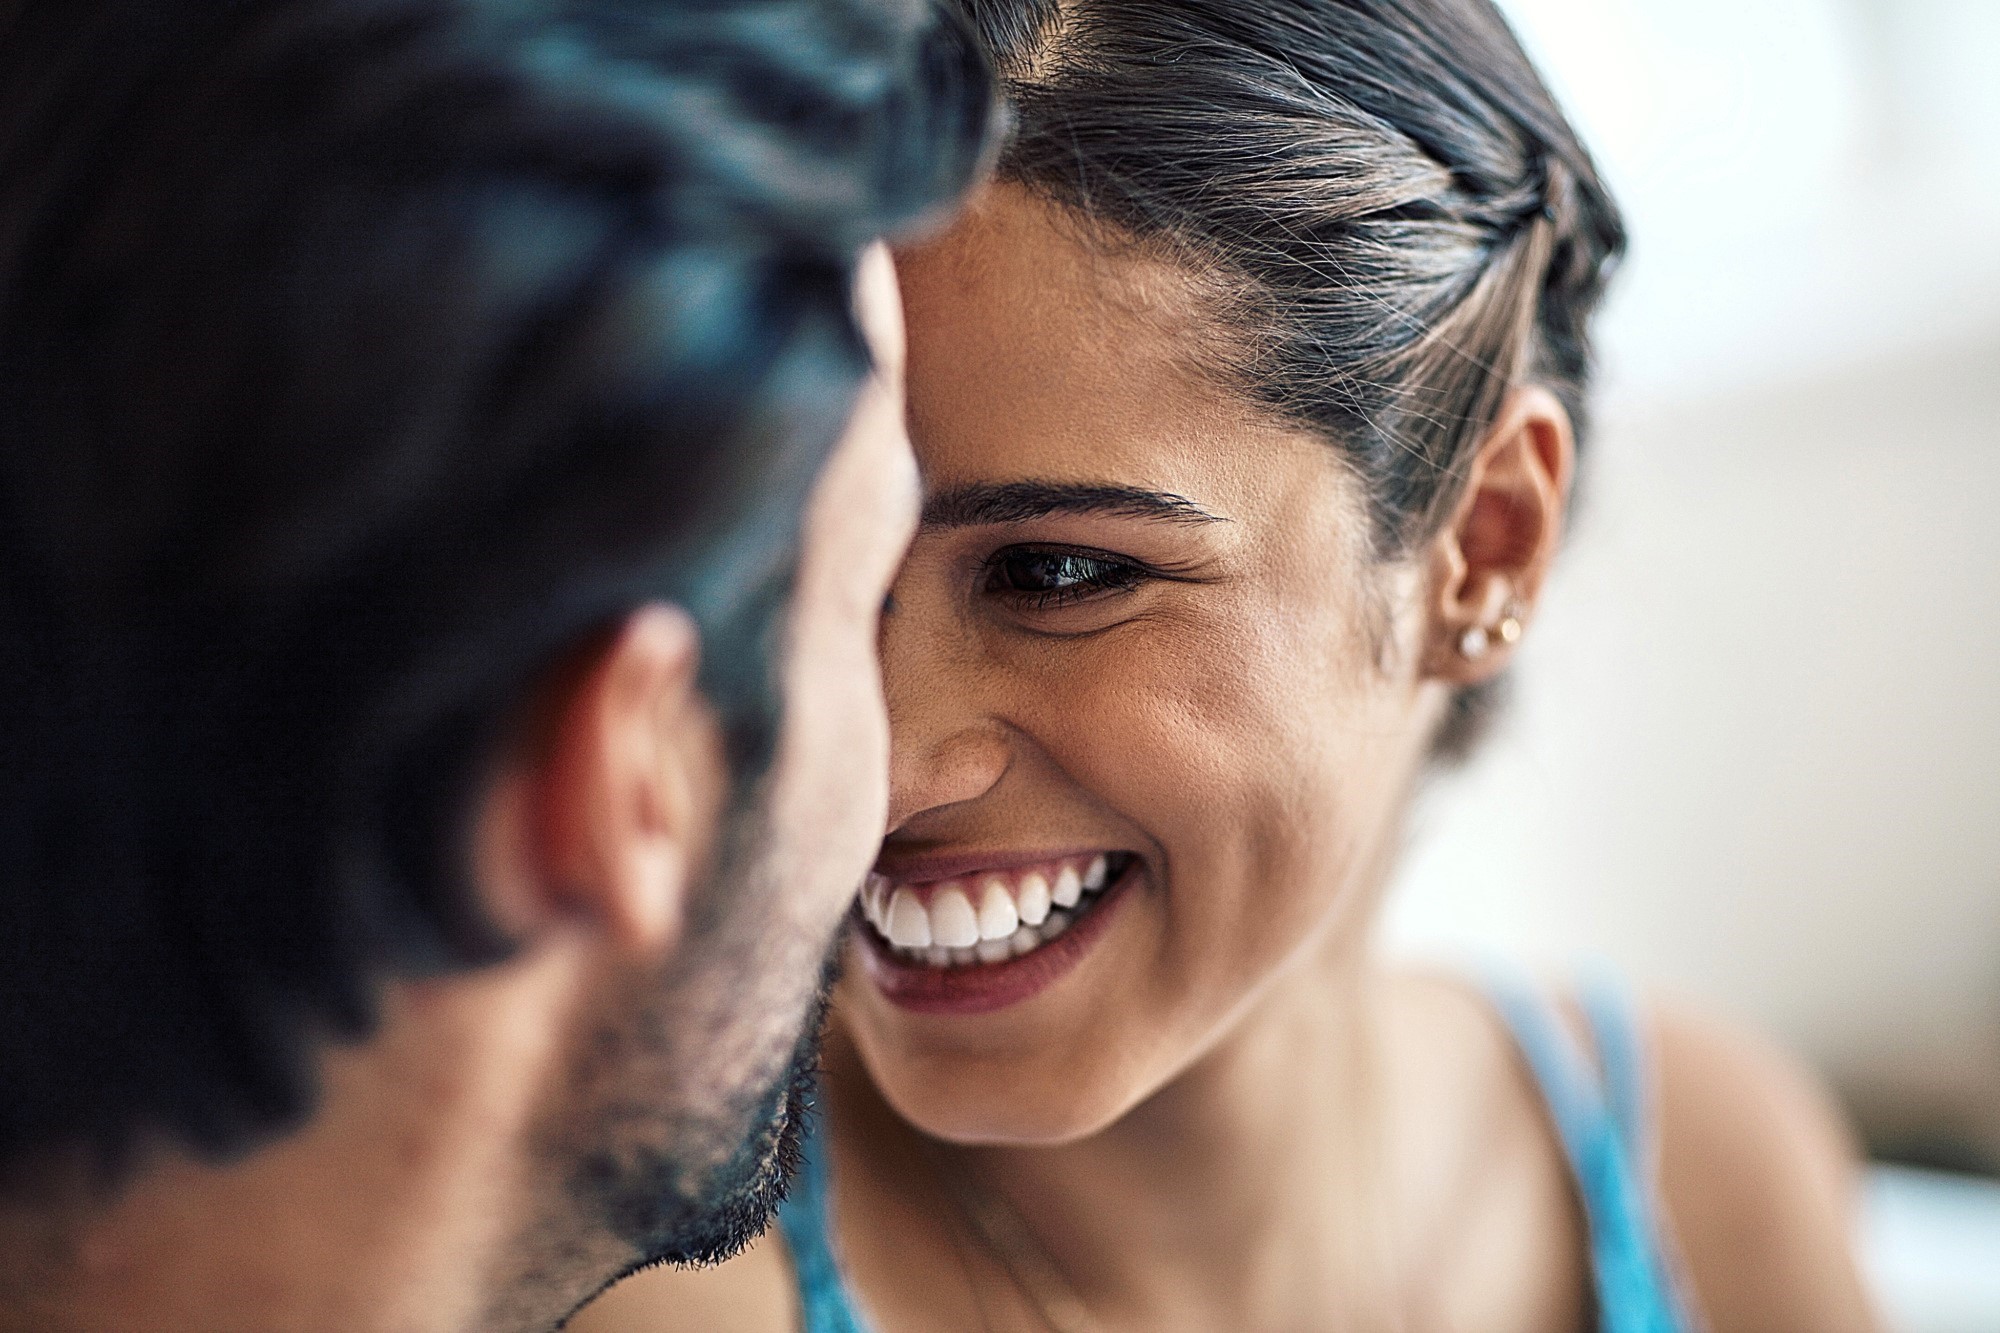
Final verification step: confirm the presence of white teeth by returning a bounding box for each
[929,884,981,948]
[1016,872,1051,927]
[977,879,1020,941]
[1051,864,1082,908]
[875,856,1131,968]
[886,888,932,949]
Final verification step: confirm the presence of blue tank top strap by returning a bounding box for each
[773,1114,874,1333]
[1479,966,1693,1333]
[1577,972,1650,1161]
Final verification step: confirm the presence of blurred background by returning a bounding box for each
[1380,0,2000,1326]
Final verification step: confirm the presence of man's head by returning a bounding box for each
[0,0,986,1320]
[513,251,933,1295]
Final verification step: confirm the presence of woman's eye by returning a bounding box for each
[982,547,1145,609]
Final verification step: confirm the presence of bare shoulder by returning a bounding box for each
[564,1230,797,1333]
[1648,998,1881,1332]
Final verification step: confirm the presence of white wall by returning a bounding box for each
[1386,0,2000,1153]
[1497,0,2000,403]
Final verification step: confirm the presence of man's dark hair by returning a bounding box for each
[0,0,989,1175]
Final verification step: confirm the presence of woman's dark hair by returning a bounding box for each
[0,0,989,1173]
[955,0,1625,756]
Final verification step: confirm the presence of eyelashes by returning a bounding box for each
[979,545,1152,611]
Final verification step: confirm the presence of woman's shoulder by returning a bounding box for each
[1384,966,1879,1331]
[565,1230,797,1333]
[1648,996,1880,1331]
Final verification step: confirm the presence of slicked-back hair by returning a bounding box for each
[0,0,989,1174]
[954,0,1624,757]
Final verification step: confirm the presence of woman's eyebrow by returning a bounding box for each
[920,481,1227,530]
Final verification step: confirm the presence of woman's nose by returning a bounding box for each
[880,611,1011,833]
[885,716,1010,833]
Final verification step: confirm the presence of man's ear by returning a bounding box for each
[476,605,728,957]
[1423,385,1575,683]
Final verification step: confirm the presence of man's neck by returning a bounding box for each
[2,1143,477,1333]
[0,955,592,1333]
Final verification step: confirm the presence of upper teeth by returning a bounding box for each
[928,886,980,948]
[1052,863,1082,908]
[977,881,1020,939]
[860,853,1118,957]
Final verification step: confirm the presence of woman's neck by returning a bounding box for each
[832,947,1402,1332]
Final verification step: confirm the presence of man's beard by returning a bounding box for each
[519,789,854,1327]
[582,958,836,1271]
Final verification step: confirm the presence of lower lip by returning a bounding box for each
[852,864,1137,1016]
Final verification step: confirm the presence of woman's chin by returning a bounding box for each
[845,1038,1152,1147]
[889,1087,1128,1148]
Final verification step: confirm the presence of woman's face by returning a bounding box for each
[837,187,1452,1142]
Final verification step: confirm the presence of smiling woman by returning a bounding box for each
[844,191,1436,1158]
[570,2,1880,1331]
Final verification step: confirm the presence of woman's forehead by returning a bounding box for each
[896,186,1308,499]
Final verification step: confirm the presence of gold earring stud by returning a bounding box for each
[1459,599,1527,661]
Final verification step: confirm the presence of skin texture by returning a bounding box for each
[0,251,919,1333]
[573,190,1879,1331]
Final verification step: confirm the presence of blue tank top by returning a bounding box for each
[775,972,1694,1332]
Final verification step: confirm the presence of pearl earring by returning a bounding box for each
[1459,599,1527,661]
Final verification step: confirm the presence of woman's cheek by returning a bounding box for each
[1044,606,1353,938]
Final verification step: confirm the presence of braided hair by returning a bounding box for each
[955,0,1624,757]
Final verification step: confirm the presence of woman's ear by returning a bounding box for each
[473,605,729,958]
[1422,384,1575,684]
